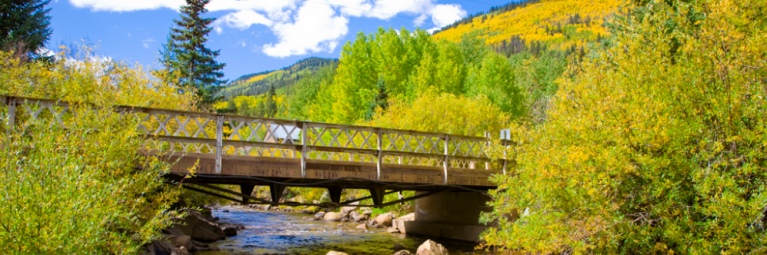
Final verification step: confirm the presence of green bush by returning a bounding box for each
[482,0,767,253]
[0,50,193,254]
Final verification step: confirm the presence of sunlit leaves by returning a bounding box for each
[482,0,767,253]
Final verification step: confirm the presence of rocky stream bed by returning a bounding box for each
[142,205,487,255]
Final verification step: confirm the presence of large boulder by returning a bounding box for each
[314,211,326,220]
[416,240,448,255]
[394,213,415,234]
[374,212,394,227]
[340,202,359,217]
[174,209,226,242]
[324,212,342,222]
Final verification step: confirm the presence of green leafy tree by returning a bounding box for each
[162,0,226,109]
[0,0,52,59]
[481,0,767,253]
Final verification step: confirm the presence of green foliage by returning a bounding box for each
[481,0,767,253]
[306,28,526,125]
[219,57,338,99]
[0,0,51,59]
[0,50,193,253]
[162,0,226,109]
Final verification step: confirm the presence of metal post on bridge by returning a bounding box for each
[443,134,449,184]
[215,115,224,174]
[301,121,308,178]
[376,128,382,181]
[5,97,15,129]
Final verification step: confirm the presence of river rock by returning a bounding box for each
[393,250,412,255]
[175,209,226,242]
[387,227,400,233]
[314,212,326,220]
[264,205,271,210]
[172,247,189,255]
[222,226,238,236]
[324,212,341,221]
[144,240,176,255]
[394,213,415,234]
[172,235,192,250]
[374,212,393,227]
[416,240,448,255]
[362,208,373,216]
[340,201,359,217]
[356,223,367,230]
[354,214,367,222]
[327,251,349,255]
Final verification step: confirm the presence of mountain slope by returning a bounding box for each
[219,57,338,99]
[433,0,624,49]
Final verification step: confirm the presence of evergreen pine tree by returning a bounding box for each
[264,85,277,118]
[162,0,226,109]
[0,0,52,59]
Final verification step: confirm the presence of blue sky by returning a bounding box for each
[49,0,496,82]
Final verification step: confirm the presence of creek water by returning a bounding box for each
[198,207,483,255]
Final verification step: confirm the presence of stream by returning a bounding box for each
[198,207,484,255]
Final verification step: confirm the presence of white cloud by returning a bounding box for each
[213,9,273,34]
[67,0,467,58]
[429,4,465,27]
[69,0,183,12]
[142,38,155,48]
[263,1,347,58]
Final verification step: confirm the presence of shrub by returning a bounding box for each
[481,0,767,253]
[0,50,193,253]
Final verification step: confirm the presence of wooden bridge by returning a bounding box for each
[2,95,509,207]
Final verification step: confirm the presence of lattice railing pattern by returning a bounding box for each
[2,95,504,183]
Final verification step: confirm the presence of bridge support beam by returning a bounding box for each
[269,184,286,204]
[403,191,491,242]
[369,187,385,207]
[239,184,255,204]
[327,188,343,204]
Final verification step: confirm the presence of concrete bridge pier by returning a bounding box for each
[404,191,491,242]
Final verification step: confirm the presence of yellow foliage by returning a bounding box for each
[433,0,624,48]
[361,91,510,137]
[481,0,767,253]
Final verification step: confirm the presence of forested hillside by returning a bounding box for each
[433,0,623,53]
[218,57,338,99]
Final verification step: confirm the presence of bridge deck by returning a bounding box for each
[156,151,499,189]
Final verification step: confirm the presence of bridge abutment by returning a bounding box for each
[403,191,491,242]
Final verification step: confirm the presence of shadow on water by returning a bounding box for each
[198,207,483,255]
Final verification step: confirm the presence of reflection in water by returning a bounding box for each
[199,208,481,255]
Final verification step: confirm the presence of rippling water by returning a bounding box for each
[198,207,482,255]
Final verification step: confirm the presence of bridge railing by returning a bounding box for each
[2,95,505,183]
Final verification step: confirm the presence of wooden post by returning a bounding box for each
[443,134,449,184]
[301,122,308,178]
[215,115,224,174]
[376,129,382,181]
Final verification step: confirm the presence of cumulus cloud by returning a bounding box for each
[429,4,465,27]
[67,0,466,57]
[263,1,348,57]
[213,9,273,34]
